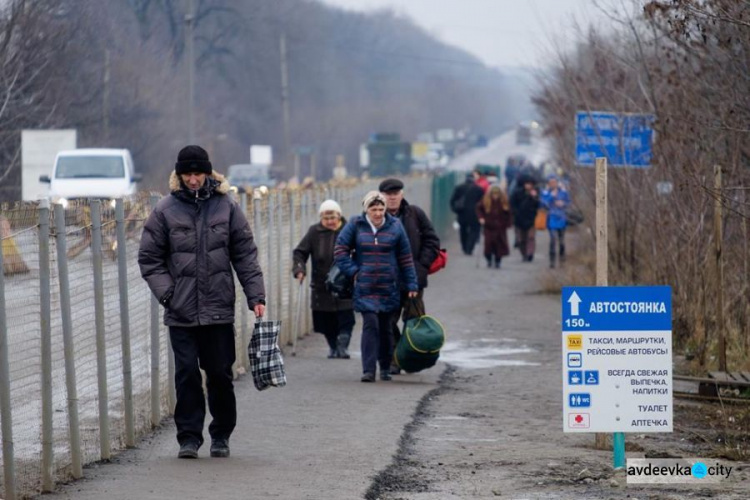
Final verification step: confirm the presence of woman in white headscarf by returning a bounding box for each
[292,200,355,358]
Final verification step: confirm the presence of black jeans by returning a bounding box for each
[169,324,236,446]
[360,311,394,375]
[460,223,481,255]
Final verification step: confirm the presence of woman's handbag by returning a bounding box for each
[534,209,547,230]
[248,320,287,391]
[428,249,448,275]
[325,263,353,299]
[565,205,584,226]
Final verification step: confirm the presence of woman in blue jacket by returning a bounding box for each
[334,191,418,382]
[540,175,571,268]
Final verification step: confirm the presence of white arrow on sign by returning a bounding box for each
[568,291,582,316]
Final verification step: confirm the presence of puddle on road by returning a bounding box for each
[440,338,539,369]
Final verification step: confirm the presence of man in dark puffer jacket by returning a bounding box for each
[379,178,440,375]
[139,145,265,459]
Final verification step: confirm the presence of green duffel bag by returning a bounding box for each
[393,314,445,373]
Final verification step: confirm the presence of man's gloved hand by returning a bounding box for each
[159,288,174,308]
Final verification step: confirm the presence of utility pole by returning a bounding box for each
[185,0,196,144]
[103,49,110,145]
[280,32,292,179]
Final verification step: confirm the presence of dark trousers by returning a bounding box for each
[517,227,536,260]
[460,223,481,255]
[391,290,425,348]
[313,309,356,350]
[169,324,237,446]
[361,311,394,375]
[549,228,566,264]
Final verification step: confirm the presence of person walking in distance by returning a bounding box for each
[510,174,540,262]
[473,167,490,193]
[476,185,512,268]
[138,145,266,459]
[541,174,570,268]
[379,178,440,374]
[334,191,418,383]
[292,199,355,359]
[450,172,485,255]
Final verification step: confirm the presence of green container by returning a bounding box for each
[393,315,445,373]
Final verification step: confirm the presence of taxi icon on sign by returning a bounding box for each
[567,334,582,350]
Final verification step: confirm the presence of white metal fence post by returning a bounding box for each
[147,196,161,426]
[0,213,17,500]
[115,199,135,447]
[276,191,285,342]
[90,200,111,459]
[38,201,54,492]
[240,192,249,368]
[54,203,83,478]
[266,194,275,320]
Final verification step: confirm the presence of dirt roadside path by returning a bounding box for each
[370,232,750,500]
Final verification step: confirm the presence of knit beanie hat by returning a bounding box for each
[175,145,212,175]
[318,199,342,215]
[362,190,386,209]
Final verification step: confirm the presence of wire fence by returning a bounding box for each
[0,176,434,499]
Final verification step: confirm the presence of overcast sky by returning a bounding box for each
[317,0,623,69]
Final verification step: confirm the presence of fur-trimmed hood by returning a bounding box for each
[169,171,230,194]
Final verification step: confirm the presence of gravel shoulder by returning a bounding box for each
[370,230,750,500]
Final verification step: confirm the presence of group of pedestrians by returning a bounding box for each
[137,144,566,461]
[450,166,571,268]
[296,178,440,381]
[139,145,440,459]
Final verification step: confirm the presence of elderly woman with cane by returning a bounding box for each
[334,191,418,382]
[292,199,355,359]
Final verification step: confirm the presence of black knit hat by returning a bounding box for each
[175,145,212,175]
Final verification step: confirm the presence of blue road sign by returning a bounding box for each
[568,370,583,385]
[567,352,582,368]
[584,370,599,385]
[562,286,672,331]
[575,111,654,167]
[569,393,591,408]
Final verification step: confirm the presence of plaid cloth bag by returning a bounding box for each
[248,320,287,391]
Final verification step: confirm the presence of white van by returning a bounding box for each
[39,149,141,206]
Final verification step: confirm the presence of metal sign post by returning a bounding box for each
[574,116,658,469]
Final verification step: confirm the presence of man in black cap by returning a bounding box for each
[450,172,485,255]
[139,145,266,459]
[379,178,440,374]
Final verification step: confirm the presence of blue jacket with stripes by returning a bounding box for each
[334,213,418,313]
